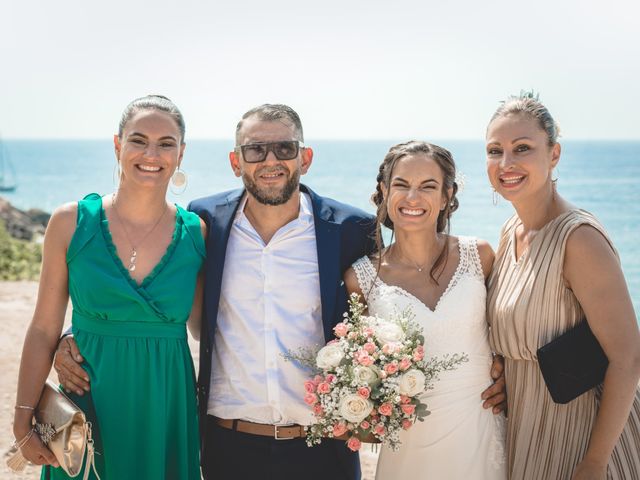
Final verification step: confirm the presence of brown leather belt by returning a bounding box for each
[213,417,306,440]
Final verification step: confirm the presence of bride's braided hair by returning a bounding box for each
[372,141,459,284]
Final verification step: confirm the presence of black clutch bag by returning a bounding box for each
[537,319,609,404]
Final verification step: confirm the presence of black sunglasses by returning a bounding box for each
[238,140,304,163]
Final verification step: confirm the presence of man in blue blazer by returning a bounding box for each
[188,104,376,479]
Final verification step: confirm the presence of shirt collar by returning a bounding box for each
[234,191,314,227]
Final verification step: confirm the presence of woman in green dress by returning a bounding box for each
[12,95,206,479]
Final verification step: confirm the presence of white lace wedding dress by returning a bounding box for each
[352,237,507,480]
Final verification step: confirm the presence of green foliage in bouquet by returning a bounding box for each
[0,220,42,280]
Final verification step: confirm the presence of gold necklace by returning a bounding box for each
[391,236,446,274]
[111,195,168,272]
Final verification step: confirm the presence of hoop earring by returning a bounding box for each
[170,168,188,195]
[492,188,499,206]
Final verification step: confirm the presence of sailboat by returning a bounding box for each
[0,138,17,192]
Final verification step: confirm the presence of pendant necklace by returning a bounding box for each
[111,195,168,272]
[392,235,446,275]
[390,244,430,273]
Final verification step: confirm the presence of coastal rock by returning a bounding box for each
[0,197,48,241]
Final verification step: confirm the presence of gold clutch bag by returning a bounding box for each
[7,380,100,479]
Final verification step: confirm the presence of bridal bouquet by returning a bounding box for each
[291,293,466,452]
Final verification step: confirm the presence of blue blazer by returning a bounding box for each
[188,185,376,464]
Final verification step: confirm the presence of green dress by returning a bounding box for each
[43,193,204,480]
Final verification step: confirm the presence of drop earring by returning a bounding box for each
[113,162,122,187]
[492,187,499,206]
[170,168,188,195]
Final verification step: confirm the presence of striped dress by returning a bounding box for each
[487,209,640,480]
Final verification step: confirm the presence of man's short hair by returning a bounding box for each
[235,104,304,145]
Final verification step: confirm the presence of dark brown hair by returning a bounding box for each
[372,140,459,284]
[118,95,185,144]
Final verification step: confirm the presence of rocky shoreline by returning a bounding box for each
[0,196,50,242]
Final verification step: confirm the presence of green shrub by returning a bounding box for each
[0,219,42,280]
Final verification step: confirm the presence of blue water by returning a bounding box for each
[2,139,639,317]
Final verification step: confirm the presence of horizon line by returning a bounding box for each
[2,137,640,142]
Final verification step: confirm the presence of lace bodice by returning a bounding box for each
[352,236,490,359]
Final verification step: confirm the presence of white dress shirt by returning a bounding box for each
[208,193,325,425]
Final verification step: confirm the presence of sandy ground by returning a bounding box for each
[0,281,379,479]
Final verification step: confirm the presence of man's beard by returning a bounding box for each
[242,167,300,206]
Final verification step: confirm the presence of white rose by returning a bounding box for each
[338,394,374,423]
[374,320,405,344]
[316,344,345,370]
[398,369,427,396]
[353,366,379,385]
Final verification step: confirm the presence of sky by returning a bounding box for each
[1,0,639,140]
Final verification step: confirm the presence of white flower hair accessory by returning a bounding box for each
[454,171,466,193]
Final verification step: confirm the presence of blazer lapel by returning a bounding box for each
[204,190,244,343]
[304,185,342,342]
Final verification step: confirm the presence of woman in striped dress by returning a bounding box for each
[485,92,640,480]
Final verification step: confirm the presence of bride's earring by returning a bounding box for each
[492,187,499,206]
[170,168,188,195]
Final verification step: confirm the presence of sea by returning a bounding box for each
[2,139,639,318]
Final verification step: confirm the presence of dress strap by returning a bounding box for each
[67,193,102,264]
[351,256,380,301]
[556,209,618,263]
[177,206,206,258]
[457,236,484,281]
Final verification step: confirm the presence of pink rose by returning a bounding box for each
[378,403,393,417]
[355,350,374,366]
[313,404,324,415]
[382,343,394,355]
[413,345,425,361]
[363,342,376,354]
[363,327,375,338]
[384,362,399,375]
[357,386,371,399]
[347,436,362,452]
[325,374,337,383]
[360,420,370,429]
[402,419,413,430]
[400,395,411,404]
[333,422,347,437]
[317,382,332,394]
[333,322,349,337]
[401,404,416,415]
[304,381,316,393]
[399,357,412,371]
[313,375,323,386]
[374,423,386,435]
[304,393,318,405]
[348,332,358,340]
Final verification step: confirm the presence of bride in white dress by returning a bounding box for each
[344,141,507,479]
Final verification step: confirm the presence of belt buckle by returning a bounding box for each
[274,423,295,440]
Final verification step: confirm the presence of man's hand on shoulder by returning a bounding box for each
[481,354,507,415]
[54,336,90,395]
